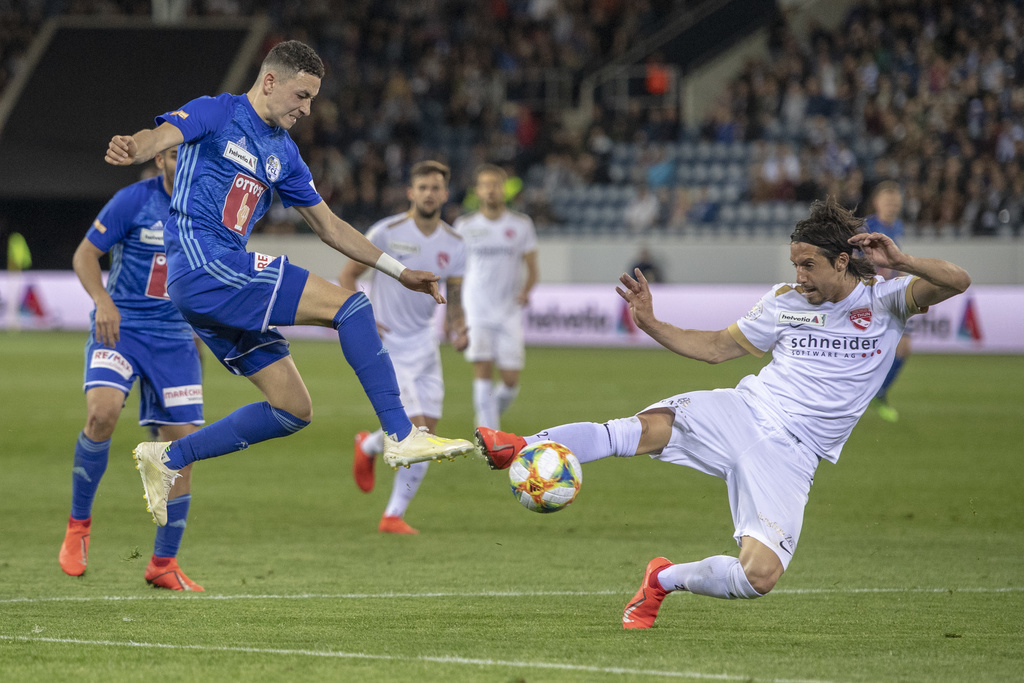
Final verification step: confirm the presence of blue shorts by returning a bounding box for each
[83,327,204,426]
[166,251,310,376]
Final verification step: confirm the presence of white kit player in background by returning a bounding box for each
[476,197,971,629]
[339,161,467,534]
[454,164,539,430]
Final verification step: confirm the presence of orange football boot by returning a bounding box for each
[58,517,91,576]
[353,430,375,492]
[622,557,672,629]
[474,427,526,470]
[378,515,419,534]
[145,556,204,591]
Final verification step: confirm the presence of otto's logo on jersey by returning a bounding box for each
[145,253,170,299]
[265,155,281,182]
[222,173,268,235]
[778,311,827,326]
[223,141,257,173]
[164,384,203,407]
[437,252,450,269]
[849,307,872,330]
[90,349,133,379]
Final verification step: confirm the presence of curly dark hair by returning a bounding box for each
[790,196,875,279]
[261,40,325,80]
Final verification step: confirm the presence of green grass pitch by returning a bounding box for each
[1,331,1022,682]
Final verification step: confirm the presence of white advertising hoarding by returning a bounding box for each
[0,272,1016,354]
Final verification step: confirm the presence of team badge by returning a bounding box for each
[266,155,281,182]
[505,228,516,239]
[849,307,872,330]
[437,252,450,269]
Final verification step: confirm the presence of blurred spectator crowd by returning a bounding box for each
[3,0,1024,238]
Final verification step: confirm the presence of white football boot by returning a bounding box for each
[382,427,477,469]
[132,442,180,526]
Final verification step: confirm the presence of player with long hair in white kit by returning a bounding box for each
[477,197,971,628]
[340,161,467,534]
[454,164,539,430]
[104,40,475,529]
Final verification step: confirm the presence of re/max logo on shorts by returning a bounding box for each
[778,311,827,326]
[90,349,133,379]
[164,384,203,407]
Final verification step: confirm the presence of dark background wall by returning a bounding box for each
[0,22,251,269]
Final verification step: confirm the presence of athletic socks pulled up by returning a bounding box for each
[70,432,110,520]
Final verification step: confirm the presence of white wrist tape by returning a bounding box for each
[375,253,407,280]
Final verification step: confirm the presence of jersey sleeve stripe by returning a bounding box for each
[728,323,765,358]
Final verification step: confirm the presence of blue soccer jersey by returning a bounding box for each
[865,214,905,245]
[85,175,192,338]
[156,93,322,284]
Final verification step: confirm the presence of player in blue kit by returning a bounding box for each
[104,40,475,527]
[59,148,205,590]
[865,181,909,422]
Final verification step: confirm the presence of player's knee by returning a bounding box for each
[744,563,782,595]
[84,409,119,440]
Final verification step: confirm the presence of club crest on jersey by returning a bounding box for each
[265,155,281,182]
[849,307,872,330]
[778,311,827,326]
[505,228,516,240]
[223,140,257,173]
[437,252,450,269]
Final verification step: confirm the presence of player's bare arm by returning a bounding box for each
[72,238,120,347]
[616,268,747,364]
[518,250,539,306]
[296,202,445,304]
[105,122,184,167]
[444,277,469,351]
[848,232,971,307]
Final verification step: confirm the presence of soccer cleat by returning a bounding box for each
[58,516,91,577]
[873,398,899,423]
[132,442,180,527]
[378,515,419,534]
[382,427,476,469]
[622,556,673,629]
[353,430,375,492]
[474,426,526,470]
[145,556,204,591]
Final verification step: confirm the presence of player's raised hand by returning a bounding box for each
[399,268,446,304]
[849,232,906,271]
[616,268,656,329]
[105,135,139,166]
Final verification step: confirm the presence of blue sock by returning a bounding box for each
[165,402,309,469]
[333,292,412,440]
[71,432,110,520]
[875,357,906,401]
[153,494,190,558]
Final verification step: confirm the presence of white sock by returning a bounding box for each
[362,429,384,457]
[495,382,519,415]
[474,378,499,428]
[525,417,642,464]
[384,461,428,517]
[657,556,763,599]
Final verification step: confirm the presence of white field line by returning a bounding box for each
[0,586,1021,605]
[0,634,838,683]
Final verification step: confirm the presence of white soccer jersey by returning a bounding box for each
[729,275,925,462]
[454,209,537,325]
[365,212,465,340]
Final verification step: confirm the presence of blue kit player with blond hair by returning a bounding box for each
[104,40,474,528]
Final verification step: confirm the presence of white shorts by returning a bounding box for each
[464,313,525,370]
[642,388,820,569]
[382,332,444,420]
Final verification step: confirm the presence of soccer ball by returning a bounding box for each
[508,441,582,513]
